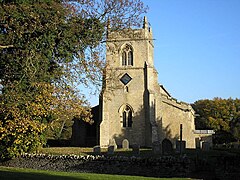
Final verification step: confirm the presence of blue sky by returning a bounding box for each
[87,0,240,106]
[142,0,240,103]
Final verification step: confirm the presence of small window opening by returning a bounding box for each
[124,86,129,92]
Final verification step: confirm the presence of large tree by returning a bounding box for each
[192,98,240,143]
[0,0,147,159]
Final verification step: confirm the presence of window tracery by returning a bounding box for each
[122,105,133,128]
[121,45,133,66]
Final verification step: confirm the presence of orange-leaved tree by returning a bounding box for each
[0,0,147,159]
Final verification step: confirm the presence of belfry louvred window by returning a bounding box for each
[122,51,127,66]
[128,51,133,65]
[122,105,132,128]
[122,45,133,66]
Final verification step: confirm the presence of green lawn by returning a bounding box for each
[38,147,153,157]
[0,166,189,180]
[38,147,94,156]
[38,146,240,159]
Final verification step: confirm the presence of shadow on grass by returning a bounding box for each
[0,167,189,180]
[0,169,84,180]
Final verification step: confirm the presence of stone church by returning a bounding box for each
[72,17,213,149]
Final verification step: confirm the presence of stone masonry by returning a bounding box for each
[99,17,196,148]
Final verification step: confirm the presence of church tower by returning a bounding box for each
[100,17,158,147]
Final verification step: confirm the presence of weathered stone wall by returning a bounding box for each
[0,154,192,178]
[195,132,214,148]
[148,64,196,148]
[156,94,196,148]
[100,20,153,147]
[100,68,147,147]
[2,153,240,180]
[100,17,196,148]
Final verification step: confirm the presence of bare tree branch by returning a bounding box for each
[0,45,13,49]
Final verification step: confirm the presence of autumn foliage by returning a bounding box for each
[0,0,147,159]
[193,98,240,144]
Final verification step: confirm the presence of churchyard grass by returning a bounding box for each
[38,147,240,158]
[0,166,190,180]
[38,147,152,157]
[38,147,92,156]
[37,147,240,158]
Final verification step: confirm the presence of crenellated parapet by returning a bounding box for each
[107,17,153,43]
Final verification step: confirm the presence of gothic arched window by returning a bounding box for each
[122,105,133,128]
[121,45,133,66]
[128,51,133,66]
[122,51,127,66]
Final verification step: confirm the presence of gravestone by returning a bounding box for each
[107,145,115,155]
[152,141,161,155]
[176,140,186,153]
[132,144,140,155]
[122,139,129,149]
[199,141,204,149]
[202,142,210,151]
[93,145,101,154]
[109,139,117,150]
[162,138,173,155]
[195,138,201,149]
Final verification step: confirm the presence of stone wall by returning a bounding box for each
[100,18,154,147]
[100,68,147,147]
[1,153,240,179]
[194,130,215,148]
[100,17,196,148]
[0,153,192,178]
[157,93,196,148]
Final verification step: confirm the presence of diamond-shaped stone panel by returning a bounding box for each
[120,73,132,85]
